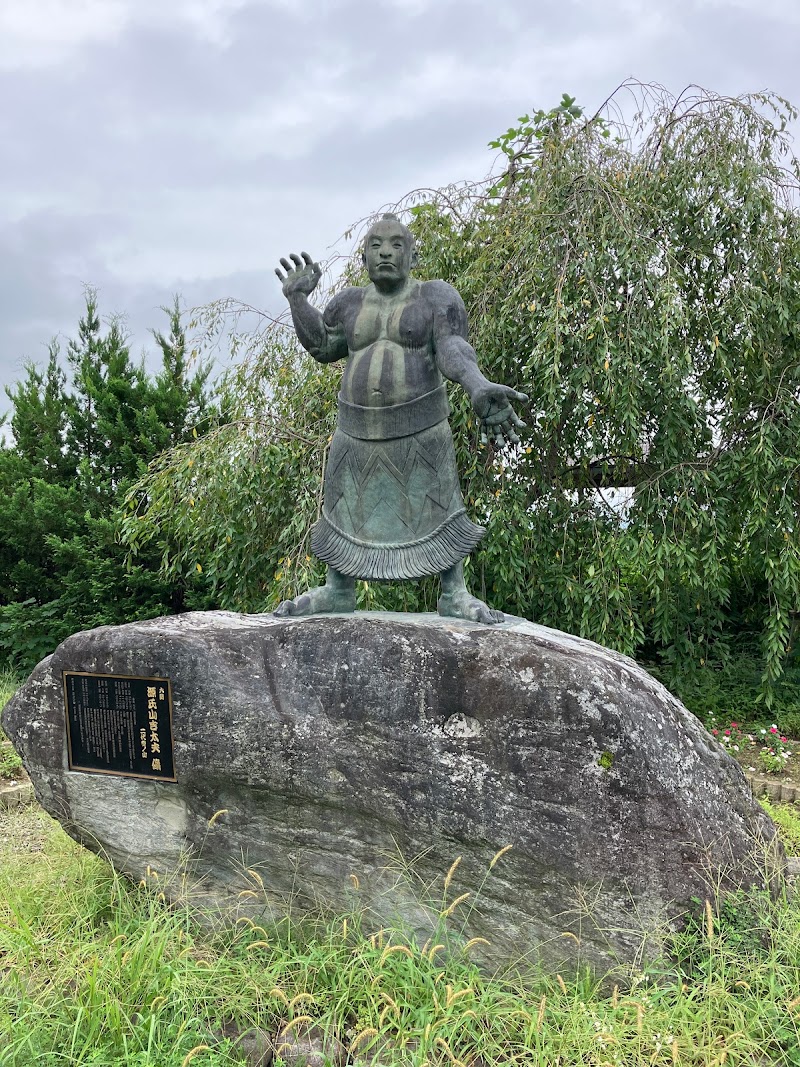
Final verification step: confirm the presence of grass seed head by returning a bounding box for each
[444,856,462,890]
[289,992,317,1008]
[463,937,490,953]
[246,868,265,889]
[181,1046,211,1067]
[446,985,474,1007]
[279,1014,314,1035]
[441,891,471,918]
[380,991,400,1013]
[705,898,715,941]
[380,944,413,963]
[536,995,547,1031]
[350,1027,379,1052]
[489,844,513,869]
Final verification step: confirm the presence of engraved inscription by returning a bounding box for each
[63,672,176,781]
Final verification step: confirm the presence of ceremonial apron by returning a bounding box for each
[310,383,485,580]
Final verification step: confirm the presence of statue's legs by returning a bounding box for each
[437,561,505,625]
[273,567,356,617]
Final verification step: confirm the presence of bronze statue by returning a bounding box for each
[274,214,526,624]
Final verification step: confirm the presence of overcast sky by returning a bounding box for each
[2,0,799,409]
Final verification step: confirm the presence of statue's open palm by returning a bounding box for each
[275,252,322,298]
[472,383,528,447]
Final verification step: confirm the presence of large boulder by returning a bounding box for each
[2,611,779,974]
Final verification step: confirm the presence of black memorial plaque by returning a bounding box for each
[63,671,176,781]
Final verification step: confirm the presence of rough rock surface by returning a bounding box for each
[2,611,779,973]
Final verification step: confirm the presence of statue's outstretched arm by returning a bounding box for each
[432,283,527,447]
[275,252,347,363]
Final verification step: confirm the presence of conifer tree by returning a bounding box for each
[0,291,218,670]
[7,344,71,480]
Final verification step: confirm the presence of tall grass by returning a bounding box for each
[2,807,800,1066]
[760,798,800,857]
[0,671,22,780]
[0,670,18,721]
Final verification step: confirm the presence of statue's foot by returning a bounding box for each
[273,584,356,617]
[437,590,505,625]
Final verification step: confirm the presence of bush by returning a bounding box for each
[650,638,800,736]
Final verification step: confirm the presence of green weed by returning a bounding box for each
[1,809,800,1065]
[659,640,800,737]
[0,672,22,780]
[0,743,22,781]
[760,797,800,857]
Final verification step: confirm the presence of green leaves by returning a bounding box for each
[413,83,800,692]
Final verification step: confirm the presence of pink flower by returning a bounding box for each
[770,726,778,734]
[731,722,738,729]
[712,728,718,736]
[725,729,731,736]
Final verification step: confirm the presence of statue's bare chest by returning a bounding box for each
[338,284,441,406]
[349,287,433,352]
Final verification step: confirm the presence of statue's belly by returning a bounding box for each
[340,342,440,407]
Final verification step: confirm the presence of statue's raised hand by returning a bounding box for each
[275,252,322,298]
[471,383,528,448]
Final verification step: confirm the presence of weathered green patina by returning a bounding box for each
[273,214,526,624]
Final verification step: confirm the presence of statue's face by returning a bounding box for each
[363,221,414,284]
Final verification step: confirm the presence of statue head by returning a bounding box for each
[362,213,417,286]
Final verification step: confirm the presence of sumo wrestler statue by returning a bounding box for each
[274,213,527,625]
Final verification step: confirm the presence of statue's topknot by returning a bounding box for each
[364,212,413,247]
